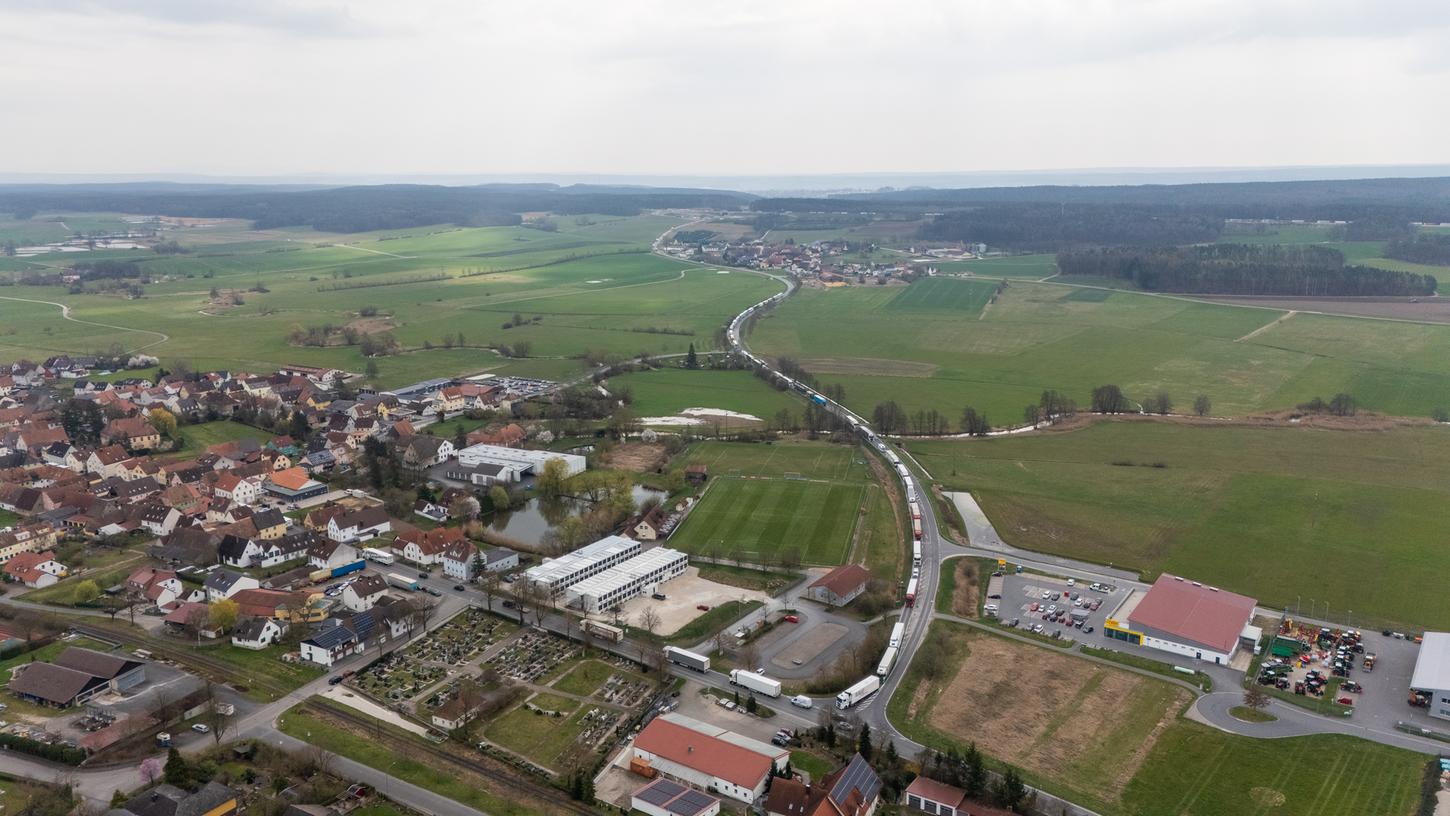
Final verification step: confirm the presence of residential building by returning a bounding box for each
[231,616,288,650]
[442,542,516,582]
[116,782,238,816]
[327,506,391,543]
[766,754,881,816]
[308,538,358,570]
[3,550,67,588]
[566,547,688,613]
[204,569,260,602]
[395,526,465,566]
[808,564,871,607]
[342,574,389,612]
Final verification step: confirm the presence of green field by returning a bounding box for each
[482,694,602,770]
[670,477,863,564]
[890,621,1426,816]
[751,275,1450,420]
[673,440,869,482]
[0,214,783,387]
[910,421,1450,630]
[174,420,277,453]
[927,253,1059,278]
[606,368,801,421]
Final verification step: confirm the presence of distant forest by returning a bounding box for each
[1384,234,1450,266]
[753,176,1450,251]
[916,203,1223,251]
[0,183,754,233]
[1057,244,1438,296]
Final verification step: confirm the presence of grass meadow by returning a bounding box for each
[750,274,1450,421]
[0,214,781,388]
[606,368,802,420]
[909,421,1450,630]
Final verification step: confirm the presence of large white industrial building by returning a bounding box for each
[1410,632,1450,720]
[524,535,640,592]
[567,547,688,612]
[454,444,586,482]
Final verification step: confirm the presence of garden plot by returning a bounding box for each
[486,630,579,683]
[406,608,515,666]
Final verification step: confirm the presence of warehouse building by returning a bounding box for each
[454,443,586,481]
[1410,632,1450,720]
[567,547,688,612]
[525,535,640,592]
[631,713,788,805]
[1103,574,1257,665]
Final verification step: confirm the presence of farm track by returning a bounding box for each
[0,294,169,353]
[301,699,597,816]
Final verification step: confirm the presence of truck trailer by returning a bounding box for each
[889,621,905,649]
[582,620,624,643]
[876,646,899,677]
[729,669,782,698]
[664,646,710,673]
[836,675,881,709]
[905,577,919,607]
[385,573,419,592]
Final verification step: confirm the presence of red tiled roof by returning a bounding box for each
[1127,574,1256,654]
[268,467,312,491]
[634,717,774,791]
[809,563,870,597]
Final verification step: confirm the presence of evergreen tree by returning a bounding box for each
[685,342,699,369]
[992,766,1026,812]
[857,722,873,761]
[964,742,987,798]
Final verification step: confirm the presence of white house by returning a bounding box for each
[326,506,391,544]
[213,473,263,506]
[231,617,288,650]
[440,541,517,581]
[342,574,389,612]
[138,504,183,537]
[205,569,260,602]
[308,539,358,570]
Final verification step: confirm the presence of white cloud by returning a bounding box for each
[0,0,1444,178]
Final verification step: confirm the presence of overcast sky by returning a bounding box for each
[2,0,1447,181]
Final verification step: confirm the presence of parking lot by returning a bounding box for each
[987,570,1133,644]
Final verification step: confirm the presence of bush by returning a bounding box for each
[0,733,86,765]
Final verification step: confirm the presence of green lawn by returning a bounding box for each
[890,621,1426,816]
[858,482,906,586]
[1079,646,1211,691]
[694,563,799,596]
[607,368,801,421]
[910,421,1450,631]
[20,564,136,605]
[749,273,1450,420]
[674,440,870,482]
[173,420,276,453]
[278,701,545,816]
[928,254,1060,279]
[0,508,19,528]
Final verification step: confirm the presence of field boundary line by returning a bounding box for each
[1235,309,1297,342]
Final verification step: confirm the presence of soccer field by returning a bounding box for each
[668,477,865,565]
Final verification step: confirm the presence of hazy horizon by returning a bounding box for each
[2,1,1447,179]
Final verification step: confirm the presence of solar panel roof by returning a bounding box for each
[636,779,686,807]
[668,789,717,816]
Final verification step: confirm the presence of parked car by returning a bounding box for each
[1084,626,1094,634]
[1029,602,1039,612]
[417,571,429,579]
[426,587,442,597]
[696,604,711,611]
[328,675,344,685]
[652,593,667,601]
[1066,578,1075,587]
[191,723,210,733]
[784,614,800,623]
[453,584,465,591]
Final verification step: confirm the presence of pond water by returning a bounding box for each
[485,484,665,547]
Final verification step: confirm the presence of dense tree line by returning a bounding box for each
[916,203,1223,251]
[0,183,754,234]
[754,176,1450,224]
[1385,233,1450,265]
[1057,244,1437,296]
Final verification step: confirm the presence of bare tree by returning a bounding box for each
[202,681,231,747]
[638,607,661,637]
[479,570,500,612]
[740,642,761,673]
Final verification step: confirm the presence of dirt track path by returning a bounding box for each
[1235,309,1297,342]
[0,294,169,353]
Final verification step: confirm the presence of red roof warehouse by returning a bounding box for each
[1105,574,1257,664]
